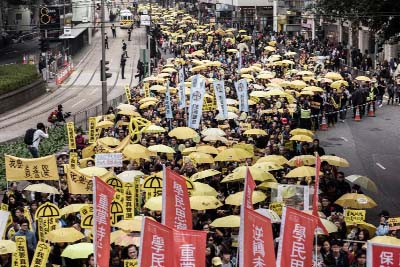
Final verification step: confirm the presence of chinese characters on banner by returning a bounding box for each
[367,242,400,267]
[133,176,141,215]
[173,229,207,267]
[178,68,186,110]
[5,155,59,181]
[162,167,192,230]
[165,80,173,119]
[344,209,366,224]
[93,177,115,267]
[123,259,138,267]
[213,80,228,120]
[66,122,76,150]
[125,85,132,101]
[65,165,113,194]
[276,207,318,267]
[235,79,249,112]
[139,217,173,267]
[143,82,150,97]
[79,205,93,229]
[188,75,206,129]
[95,153,123,168]
[34,202,61,242]
[31,241,51,267]
[69,152,78,169]
[242,208,276,267]
[123,182,134,219]
[88,117,97,144]
[13,236,29,267]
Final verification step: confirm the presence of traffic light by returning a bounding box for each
[39,38,49,52]
[100,60,112,81]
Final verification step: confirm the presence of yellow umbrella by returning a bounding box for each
[79,167,109,177]
[148,144,175,154]
[191,65,207,72]
[182,147,198,155]
[24,183,59,194]
[225,191,267,206]
[190,170,221,181]
[46,228,85,243]
[319,78,333,84]
[265,89,286,97]
[287,155,316,167]
[114,216,156,232]
[325,72,343,81]
[227,49,239,53]
[144,196,162,211]
[320,218,338,233]
[335,193,377,209]
[252,162,282,172]
[98,137,121,147]
[369,236,400,245]
[243,129,267,136]
[210,215,241,228]
[117,170,145,183]
[241,73,254,80]
[264,46,276,52]
[239,67,253,74]
[189,152,214,164]
[169,127,198,139]
[214,148,253,162]
[138,97,159,104]
[196,145,219,155]
[303,86,324,93]
[285,166,322,178]
[113,233,140,247]
[191,182,218,196]
[60,204,89,216]
[356,221,377,236]
[345,175,377,193]
[117,109,141,117]
[96,120,114,129]
[290,80,307,89]
[0,240,16,255]
[284,51,297,57]
[331,80,349,89]
[123,144,152,160]
[282,59,295,65]
[257,181,279,190]
[250,91,269,98]
[203,135,229,143]
[256,155,288,165]
[190,196,223,210]
[139,101,158,109]
[355,76,371,82]
[320,155,350,167]
[290,134,313,142]
[117,103,137,111]
[61,243,93,259]
[290,128,314,137]
[143,124,167,133]
[221,167,275,183]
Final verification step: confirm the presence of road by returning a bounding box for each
[316,103,400,220]
[0,27,147,142]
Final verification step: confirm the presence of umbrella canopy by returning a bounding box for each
[168,127,198,139]
[190,196,223,210]
[196,145,219,155]
[345,175,377,193]
[117,170,145,183]
[203,135,229,143]
[335,193,377,209]
[256,155,288,165]
[190,170,221,181]
[114,216,156,232]
[243,129,267,136]
[255,208,281,223]
[0,240,16,255]
[60,204,89,216]
[143,124,167,133]
[355,76,371,82]
[144,196,162,211]
[290,134,313,142]
[325,72,343,81]
[46,227,85,243]
[257,181,279,190]
[98,137,121,147]
[191,182,218,197]
[320,155,350,167]
[369,236,400,245]
[123,144,152,160]
[225,191,267,206]
[189,152,214,164]
[290,128,314,137]
[210,215,240,228]
[252,162,282,172]
[215,112,238,120]
[79,167,109,177]
[285,166,322,178]
[287,155,316,167]
[117,103,137,111]
[96,120,114,129]
[319,218,338,234]
[148,144,175,154]
[221,166,275,183]
[24,183,59,194]
[214,148,253,162]
[61,243,93,259]
[113,233,140,247]
[201,128,226,137]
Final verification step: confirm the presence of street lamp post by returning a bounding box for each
[100,0,107,114]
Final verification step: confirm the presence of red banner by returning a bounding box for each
[172,229,207,267]
[276,207,317,267]
[313,154,321,215]
[367,242,400,267]
[244,167,256,210]
[241,207,276,267]
[93,177,115,267]
[162,167,192,230]
[139,217,174,267]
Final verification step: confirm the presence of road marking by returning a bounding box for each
[341,137,348,142]
[376,163,386,170]
[71,99,86,108]
[89,88,97,95]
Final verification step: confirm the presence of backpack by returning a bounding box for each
[24,129,37,145]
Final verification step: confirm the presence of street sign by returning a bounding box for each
[64,26,72,36]
[140,15,150,26]
[39,6,60,29]
[95,153,123,167]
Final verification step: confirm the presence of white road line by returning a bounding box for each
[71,99,86,108]
[376,163,386,170]
[341,137,348,142]
[89,88,97,95]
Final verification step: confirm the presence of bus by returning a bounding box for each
[120,9,133,29]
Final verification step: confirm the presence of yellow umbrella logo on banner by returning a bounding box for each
[106,176,124,193]
[79,205,93,229]
[34,202,61,242]
[111,192,125,226]
[128,117,151,144]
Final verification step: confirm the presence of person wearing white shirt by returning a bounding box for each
[28,123,49,158]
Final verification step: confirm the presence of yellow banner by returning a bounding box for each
[111,192,125,225]
[1,203,8,211]
[269,202,283,216]
[124,259,138,267]
[14,236,29,267]
[88,117,97,144]
[5,154,59,181]
[388,217,400,230]
[143,82,150,97]
[69,152,78,169]
[66,122,76,150]
[35,202,60,242]
[123,182,134,219]
[65,165,114,194]
[125,85,132,101]
[23,208,33,231]
[30,241,51,267]
[134,176,141,215]
[79,205,93,229]
[344,209,366,224]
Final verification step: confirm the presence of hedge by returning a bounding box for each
[0,64,40,95]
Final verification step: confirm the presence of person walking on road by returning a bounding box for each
[120,54,127,79]
[122,40,128,58]
[111,24,117,38]
[128,27,132,41]
[135,59,144,81]
[26,123,49,158]
[105,33,109,49]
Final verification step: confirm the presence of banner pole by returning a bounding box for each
[315,232,318,267]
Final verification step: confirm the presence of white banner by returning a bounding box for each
[237,51,242,71]
[95,153,123,167]
[0,210,9,238]
[165,80,173,119]
[178,68,186,110]
[213,80,228,120]
[188,75,206,129]
[235,79,248,112]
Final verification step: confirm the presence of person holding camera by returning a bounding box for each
[28,123,49,158]
[376,210,390,236]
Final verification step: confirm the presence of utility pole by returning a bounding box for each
[100,0,107,114]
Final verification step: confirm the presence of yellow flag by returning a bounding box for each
[14,236,29,267]
[125,85,132,101]
[88,117,97,144]
[30,241,51,267]
[5,154,59,181]
[66,122,76,150]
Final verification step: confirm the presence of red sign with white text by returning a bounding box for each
[93,177,115,267]
[242,207,276,267]
[173,229,207,267]
[367,242,400,267]
[244,167,256,210]
[162,167,192,230]
[276,207,318,267]
[139,218,174,267]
